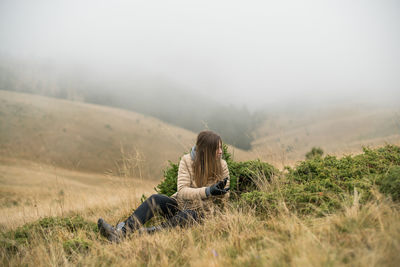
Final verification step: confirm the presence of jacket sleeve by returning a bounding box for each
[177,157,208,200]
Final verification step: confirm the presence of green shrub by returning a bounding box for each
[63,238,92,255]
[156,144,277,197]
[241,185,344,216]
[241,145,400,216]
[305,147,324,160]
[35,215,98,233]
[156,160,179,196]
[228,159,276,196]
[157,144,400,217]
[379,166,400,201]
[11,215,97,240]
[0,238,19,254]
[240,191,281,215]
[0,215,98,253]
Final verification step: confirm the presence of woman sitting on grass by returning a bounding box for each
[98,130,230,242]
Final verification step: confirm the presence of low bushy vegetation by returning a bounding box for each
[305,146,324,159]
[0,215,97,255]
[2,145,400,266]
[379,165,400,201]
[156,160,180,197]
[242,145,400,216]
[63,238,92,255]
[157,144,400,217]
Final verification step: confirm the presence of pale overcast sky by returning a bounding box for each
[1,0,399,108]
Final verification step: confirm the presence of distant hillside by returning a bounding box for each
[0,57,261,150]
[251,105,400,167]
[0,90,203,179]
[2,90,398,177]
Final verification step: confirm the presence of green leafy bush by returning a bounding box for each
[0,215,97,253]
[240,191,281,215]
[156,144,277,197]
[305,147,324,159]
[156,160,179,196]
[228,159,276,195]
[63,238,92,255]
[379,166,400,201]
[241,185,344,216]
[157,144,400,216]
[241,145,400,216]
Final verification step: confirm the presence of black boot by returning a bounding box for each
[97,218,124,243]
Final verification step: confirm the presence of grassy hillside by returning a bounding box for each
[0,158,157,228]
[251,105,400,168]
[0,90,201,179]
[1,145,399,266]
[1,90,399,178]
[0,90,252,178]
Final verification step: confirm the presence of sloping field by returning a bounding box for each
[0,90,251,178]
[251,105,400,168]
[0,90,203,179]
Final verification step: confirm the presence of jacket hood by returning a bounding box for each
[190,145,196,160]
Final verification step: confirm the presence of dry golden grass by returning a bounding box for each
[1,179,399,266]
[1,152,399,266]
[1,157,399,266]
[0,158,157,229]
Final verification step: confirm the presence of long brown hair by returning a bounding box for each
[193,130,223,187]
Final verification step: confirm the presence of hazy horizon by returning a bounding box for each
[1,0,399,109]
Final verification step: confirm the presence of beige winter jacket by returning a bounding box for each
[171,153,230,211]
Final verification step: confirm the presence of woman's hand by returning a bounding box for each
[206,177,230,197]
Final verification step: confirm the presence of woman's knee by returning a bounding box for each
[148,194,174,204]
[147,194,177,211]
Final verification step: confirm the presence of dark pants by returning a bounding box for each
[123,194,198,232]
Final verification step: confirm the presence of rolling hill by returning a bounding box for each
[1,90,238,179]
[1,90,399,178]
[250,105,400,167]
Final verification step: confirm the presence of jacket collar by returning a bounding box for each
[190,145,196,160]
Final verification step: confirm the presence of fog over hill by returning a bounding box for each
[1,0,399,104]
[0,57,261,149]
[1,0,399,150]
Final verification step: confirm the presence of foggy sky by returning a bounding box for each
[1,0,399,108]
